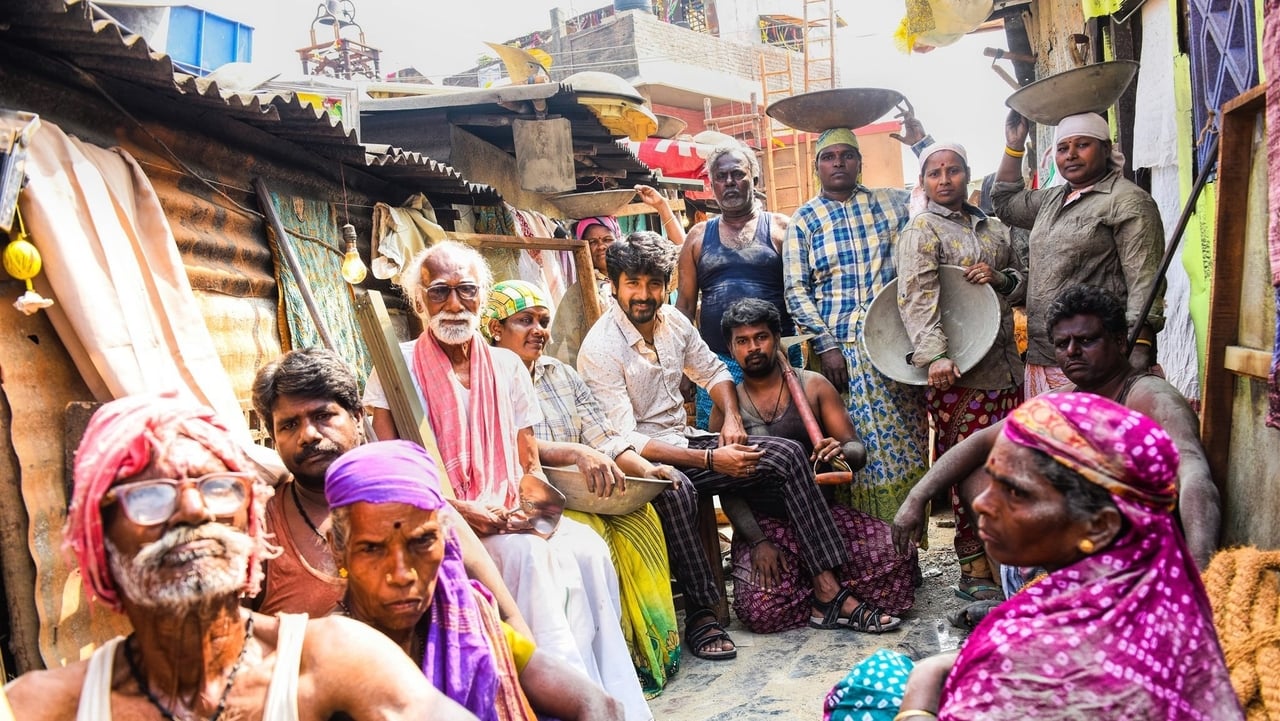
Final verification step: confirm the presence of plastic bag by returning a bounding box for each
[894,0,993,53]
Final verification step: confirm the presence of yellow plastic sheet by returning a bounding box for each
[1082,0,1124,18]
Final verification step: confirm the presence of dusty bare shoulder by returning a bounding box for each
[1127,376,1200,438]
[767,213,790,252]
[682,221,706,252]
[5,662,90,720]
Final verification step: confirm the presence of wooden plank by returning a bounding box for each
[352,289,456,498]
[446,231,585,252]
[1221,84,1266,114]
[573,244,603,327]
[1200,84,1265,501]
[614,199,686,218]
[1223,346,1271,380]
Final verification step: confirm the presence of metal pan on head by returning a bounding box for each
[765,88,906,133]
[862,265,1002,386]
[1005,60,1139,126]
[548,189,637,219]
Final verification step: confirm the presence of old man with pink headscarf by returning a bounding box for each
[4,393,472,721]
[893,393,1241,720]
[993,110,1165,397]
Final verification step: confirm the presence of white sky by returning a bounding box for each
[195,0,1016,178]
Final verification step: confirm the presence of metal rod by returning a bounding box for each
[1128,131,1220,350]
[253,177,337,352]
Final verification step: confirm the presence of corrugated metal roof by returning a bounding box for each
[0,0,502,205]
[362,82,658,190]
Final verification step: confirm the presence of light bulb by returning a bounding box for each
[339,223,367,284]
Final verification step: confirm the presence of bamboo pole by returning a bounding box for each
[253,178,336,352]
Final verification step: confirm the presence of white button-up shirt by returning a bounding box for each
[577,303,733,452]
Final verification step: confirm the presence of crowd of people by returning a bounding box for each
[0,107,1244,720]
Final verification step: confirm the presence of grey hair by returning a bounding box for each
[1030,449,1118,522]
[397,240,494,320]
[704,144,760,182]
[328,505,352,559]
[327,503,452,567]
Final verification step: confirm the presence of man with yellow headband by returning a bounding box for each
[783,120,934,522]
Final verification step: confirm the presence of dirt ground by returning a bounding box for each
[647,507,968,720]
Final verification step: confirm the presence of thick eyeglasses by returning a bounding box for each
[424,283,480,303]
[101,473,252,526]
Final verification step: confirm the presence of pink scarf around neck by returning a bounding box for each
[412,331,519,509]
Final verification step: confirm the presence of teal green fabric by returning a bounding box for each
[824,649,915,721]
[267,191,371,387]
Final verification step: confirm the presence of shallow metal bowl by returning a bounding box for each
[545,467,670,515]
[863,265,1001,386]
[548,189,637,219]
[765,87,906,133]
[1005,60,1139,125]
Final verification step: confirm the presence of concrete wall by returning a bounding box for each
[555,11,813,106]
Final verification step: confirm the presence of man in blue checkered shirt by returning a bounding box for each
[783,121,933,523]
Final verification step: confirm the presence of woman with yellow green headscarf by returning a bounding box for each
[783,117,935,524]
[482,279,689,695]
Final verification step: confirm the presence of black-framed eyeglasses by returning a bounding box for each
[424,283,480,303]
[101,472,252,526]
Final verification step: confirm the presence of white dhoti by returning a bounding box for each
[482,517,653,721]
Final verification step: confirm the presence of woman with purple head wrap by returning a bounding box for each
[326,440,624,721]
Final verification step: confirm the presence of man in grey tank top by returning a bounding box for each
[4,394,474,721]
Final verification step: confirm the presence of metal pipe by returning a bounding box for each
[1128,131,1220,350]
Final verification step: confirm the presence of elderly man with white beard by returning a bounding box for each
[363,241,650,721]
[3,393,474,721]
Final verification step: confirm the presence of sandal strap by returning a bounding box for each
[812,586,857,627]
[688,619,727,641]
[848,602,887,632]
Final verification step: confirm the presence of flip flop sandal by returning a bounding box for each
[954,584,1004,602]
[810,587,903,634]
[685,610,737,661]
[947,600,1001,631]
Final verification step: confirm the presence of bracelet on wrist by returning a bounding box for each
[1004,145,1026,158]
[1133,338,1153,348]
[893,710,938,721]
[750,537,770,548]
[705,448,715,472]
[930,353,949,363]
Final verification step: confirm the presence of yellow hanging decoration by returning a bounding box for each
[3,208,54,315]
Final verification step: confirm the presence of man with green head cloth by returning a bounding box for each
[782,116,934,522]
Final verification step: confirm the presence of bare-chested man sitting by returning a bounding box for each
[4,393,474,721]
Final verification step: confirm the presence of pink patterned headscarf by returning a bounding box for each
[940,393,1242,720]
[574,215,621,241]
[65,392,275,612]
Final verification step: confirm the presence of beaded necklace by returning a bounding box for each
[124,615,254,721]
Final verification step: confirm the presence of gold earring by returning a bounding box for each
[1077,538,1095,554]
[338,567,348,578]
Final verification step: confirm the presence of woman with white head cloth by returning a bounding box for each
[992,110,1165,397]
[897,141,1026,603]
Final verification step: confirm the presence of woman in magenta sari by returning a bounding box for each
[896,393,1240,720]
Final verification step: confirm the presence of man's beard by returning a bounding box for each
[740,352,776,378]
[107,523,254,612]
[622,299,658,325]
[429,310,479,345]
